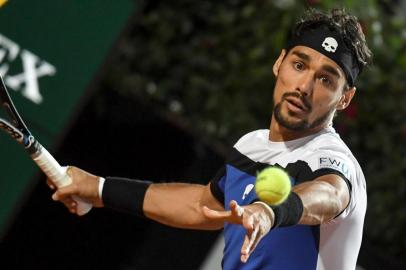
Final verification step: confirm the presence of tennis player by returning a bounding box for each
[51,8,372,270]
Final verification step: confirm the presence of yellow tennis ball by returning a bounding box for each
[0,0,8,8]
[255,166,291,205]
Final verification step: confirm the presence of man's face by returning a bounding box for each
[272,46,353,132]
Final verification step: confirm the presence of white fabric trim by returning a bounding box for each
[98,177,106,199]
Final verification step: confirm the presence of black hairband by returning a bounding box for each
[287,25,360,87]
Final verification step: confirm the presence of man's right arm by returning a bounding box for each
[50,166,225,231]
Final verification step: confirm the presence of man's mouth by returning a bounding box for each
[285,96,309,112]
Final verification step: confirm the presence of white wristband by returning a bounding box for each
[253,201,275,220]
[98,177,106,199]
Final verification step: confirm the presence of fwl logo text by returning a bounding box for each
[319,157,350,178]
[0,33,56,104]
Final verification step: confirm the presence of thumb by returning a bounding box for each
[202,206,232,222]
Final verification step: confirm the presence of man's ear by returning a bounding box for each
[273,49,287,77]
[337,87,356,110]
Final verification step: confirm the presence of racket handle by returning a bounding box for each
[31,145,93,216]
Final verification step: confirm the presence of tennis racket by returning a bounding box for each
[0,75,92,215]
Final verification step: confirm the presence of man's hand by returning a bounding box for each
[202,200,274,263]
[48,166,103,214]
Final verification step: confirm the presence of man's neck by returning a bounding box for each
[269,115,331,142]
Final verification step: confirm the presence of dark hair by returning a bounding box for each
[290,8,373,71]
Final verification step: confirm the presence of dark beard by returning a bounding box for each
[273,92,332,131]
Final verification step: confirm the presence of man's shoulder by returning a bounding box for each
[306,128,352,156]
[234,129,269,147]
[303,129,362,179]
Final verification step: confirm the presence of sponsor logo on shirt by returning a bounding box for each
[242,184,254,200]
[319,157,350,178]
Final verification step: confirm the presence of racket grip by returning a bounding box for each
[31,145,93,216]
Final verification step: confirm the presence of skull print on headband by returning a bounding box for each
[286,24,361,87]
[322,37,338,53]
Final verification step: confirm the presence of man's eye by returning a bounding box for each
[293,62,304,70]
[320,76,332,86]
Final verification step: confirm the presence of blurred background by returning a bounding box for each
[0,0,405,269]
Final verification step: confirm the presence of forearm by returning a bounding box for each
[294,175,349,225]
[51,167,225,226]
[143,183,224,230]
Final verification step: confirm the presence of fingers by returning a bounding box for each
[52,189,79,214]
[64,198,78,214]
[240,224,261,263]
[239,203,274,263]
[230,200,245,218]
[202,200,246,224]
[205,200,272,263]
[46,166,73,190]
[52,196,78,214]
[46,178,56,190]
[228,200,245,224]
[51,184,77,201]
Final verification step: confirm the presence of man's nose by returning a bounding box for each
[295,72,314,97]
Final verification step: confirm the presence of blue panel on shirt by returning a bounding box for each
[222,165,319,270]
